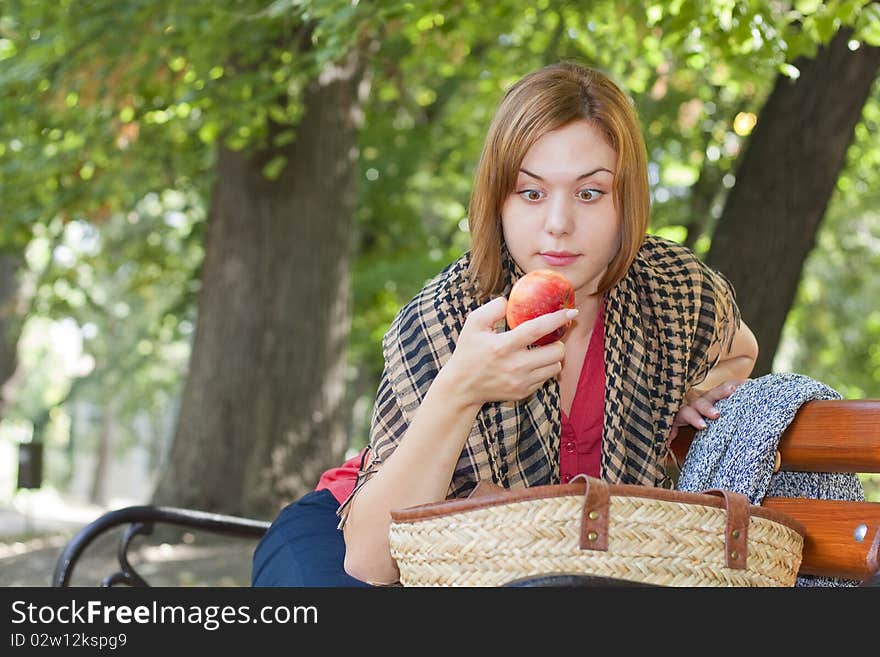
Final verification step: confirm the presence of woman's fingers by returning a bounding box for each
[704,380,747,403]
[689,394,721,420]
[528,362,563,390]
[507,308,578,348]
[465,296,508,331]
[455,302,584,403]
[693,380,747,417]
[689,379,748,407]
[523,340,566,371]
[677,379,748,432]
[676,404,710,430]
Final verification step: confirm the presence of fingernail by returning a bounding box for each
[709,406,720,416]
[698,420,708,429]
[565,309,579,319]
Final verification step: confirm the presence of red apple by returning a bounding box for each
[506,269,575,346]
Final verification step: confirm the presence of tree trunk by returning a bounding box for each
[89,402,114,507]
[153,51,367,518]
[683,155,722,252]
[0,252,23,396]
[706,29,880,376]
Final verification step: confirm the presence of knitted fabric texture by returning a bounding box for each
[338,235,740,526]
[676,372,865,587]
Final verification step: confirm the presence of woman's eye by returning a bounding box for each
[578,189,603,201]
[517,189,544,201]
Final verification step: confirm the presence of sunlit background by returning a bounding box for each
[1,2,879,582]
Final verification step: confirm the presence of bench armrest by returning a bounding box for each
[52,505,270,587]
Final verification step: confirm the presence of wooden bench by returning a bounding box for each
[53,399,880,586]
[671,399,880,582]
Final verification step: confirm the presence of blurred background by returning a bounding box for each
[1,1,879,585]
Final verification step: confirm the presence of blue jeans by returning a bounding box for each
[251,489,370,587]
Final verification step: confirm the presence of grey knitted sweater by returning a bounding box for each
[676,372,864,587]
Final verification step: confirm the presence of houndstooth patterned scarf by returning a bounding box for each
[338,235,740,525]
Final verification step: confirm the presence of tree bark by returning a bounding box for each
[706,29,880,376]
[89,401,114,507]
[0,252,23,397]
[153,50,368,518]
[683,155,722,252]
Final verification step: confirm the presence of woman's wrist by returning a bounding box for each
[433,361,483,414]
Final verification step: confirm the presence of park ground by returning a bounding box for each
[0,490,257,587]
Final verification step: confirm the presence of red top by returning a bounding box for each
[559,306,605,483]
[316,306,606,502]
[315,448,368,504]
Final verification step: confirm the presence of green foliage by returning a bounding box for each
[0,0,372,249]
[1,192,204,474]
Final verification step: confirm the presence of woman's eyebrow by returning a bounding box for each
[519,166,614,180]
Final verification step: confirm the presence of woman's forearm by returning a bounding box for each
[697,354,756,392]
[342,367,483,585]
[695,319,759,393]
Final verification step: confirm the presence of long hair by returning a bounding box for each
[468,61,650,298]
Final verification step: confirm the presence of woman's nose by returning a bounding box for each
[544,196,574,235]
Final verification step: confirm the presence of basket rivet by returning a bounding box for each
[730,550,739,560]
[731,529,740,539]
[587,531,598,542]
[588,511,599,520]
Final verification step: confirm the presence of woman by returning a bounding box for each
[337,60,758,586]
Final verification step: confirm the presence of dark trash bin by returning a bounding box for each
[17,441,43,490]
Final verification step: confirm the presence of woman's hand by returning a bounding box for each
[441,296,577,408]
[667,379,747,443]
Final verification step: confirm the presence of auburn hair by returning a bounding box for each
[467,61,650,299]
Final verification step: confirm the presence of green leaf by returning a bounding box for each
[855,5,880,46]
[262,154,287,180]
[795,0,823,15]
[814,14,839,44]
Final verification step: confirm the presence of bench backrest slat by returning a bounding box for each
[671,399,880,473]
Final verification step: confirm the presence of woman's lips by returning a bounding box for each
[540,253,579,267]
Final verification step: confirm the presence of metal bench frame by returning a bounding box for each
[51,505,270,587]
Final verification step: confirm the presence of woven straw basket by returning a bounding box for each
[389,476,805,587]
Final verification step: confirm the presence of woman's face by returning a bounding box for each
[500,119,621,306]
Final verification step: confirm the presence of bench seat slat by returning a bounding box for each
[761,497,880,581]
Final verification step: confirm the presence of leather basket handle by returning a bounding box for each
[467,480,507,499]
[571,474,610,551]
[701,488,751,570]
